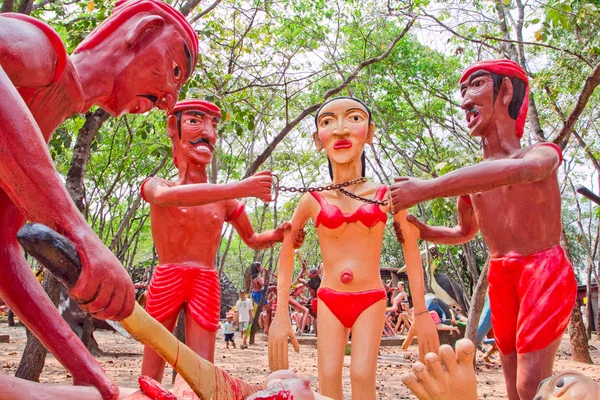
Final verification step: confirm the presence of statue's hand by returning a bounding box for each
[390,177,429,212]
[401,339,477,400]
[413,311,441,362]
[293,228,306,249]
[393,212,427,243]
[69,231,135,321]
[268,314,300,371]
[242,170,274,202]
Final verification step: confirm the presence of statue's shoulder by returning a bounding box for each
[1,13,68,86]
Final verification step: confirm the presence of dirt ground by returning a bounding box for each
[2,321,600,399]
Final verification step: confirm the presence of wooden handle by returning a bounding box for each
[121,304,216,399]
[577,185,600,206]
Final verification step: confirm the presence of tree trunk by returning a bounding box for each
[1,0,14,13]
[16,0,33,14]
[569,300,593,364]
[465,259,489,348]
[65,108,111,214]
[80,314,102,356]
[15,273,61,381]
[561,227,594,362]
[8,310,15,326]
[587,266,594,337]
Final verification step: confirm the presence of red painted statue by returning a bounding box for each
[0,1,197,398]
[391,59,576,400]
[140,99,288,384]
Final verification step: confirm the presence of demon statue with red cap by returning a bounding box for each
[0,1,197,398]
[139,99,289,386]
[390,59,576,399]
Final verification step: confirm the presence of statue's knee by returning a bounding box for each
[517,375,543,400]
[350,365,374,387]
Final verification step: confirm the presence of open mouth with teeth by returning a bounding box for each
[466,107,480,128]
[132,94,159,114]
[188,137,215,153]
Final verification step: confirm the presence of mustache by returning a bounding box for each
[188,137,215,150]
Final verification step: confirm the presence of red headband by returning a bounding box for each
[74,0,198,72]
[460,59,529,138]
[169,99,221,118]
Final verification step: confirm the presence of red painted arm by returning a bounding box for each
[413,196,479,245]
[391,145,561,210]
[141,171,273,206]
[0,66,134,321]
[228,201,286,250]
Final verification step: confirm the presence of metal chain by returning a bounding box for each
[339,187,388,206]
[273,176,388,206]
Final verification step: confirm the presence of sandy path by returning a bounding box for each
[2,322,600,399]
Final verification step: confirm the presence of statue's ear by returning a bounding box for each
[312,131,323,151]
[167,115,178,139]
[366,121,375,145]
[501,77,514,107]
[126,15,165,48]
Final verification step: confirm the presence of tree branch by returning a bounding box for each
[481,36,593,68]
[243,16,416,178]
[419,10,497,51]
[189,0,222,23]
[552,62,600,147]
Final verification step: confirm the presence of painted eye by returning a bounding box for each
[173,61,182,80]
[553,376,577,396]
[187,118,198,124]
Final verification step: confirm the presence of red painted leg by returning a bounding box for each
[184,310,217,363]
[140,311,179,382]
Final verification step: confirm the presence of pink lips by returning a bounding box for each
[333,139,352,150]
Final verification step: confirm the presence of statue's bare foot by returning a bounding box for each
[401,338,477,400]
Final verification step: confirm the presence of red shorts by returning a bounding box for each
[488,245,576,355]
[145,264,221,333]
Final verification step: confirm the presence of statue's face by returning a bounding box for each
[174,110,220,167]
[315,98,372,167]
[460,70,495,138]
[103,26,191,116]
[534,371,600,400]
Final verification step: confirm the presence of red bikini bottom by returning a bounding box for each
[317,287,387,328]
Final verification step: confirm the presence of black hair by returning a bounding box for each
[490,73,527,120]
[250,261,261,279]
[314,97,372,180]
[183,41,192,81]
[174,111,183,140]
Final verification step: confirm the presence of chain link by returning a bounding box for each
[274,176,388,206]
[339,187,388,206]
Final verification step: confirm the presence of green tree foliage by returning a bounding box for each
[25,0,600,297]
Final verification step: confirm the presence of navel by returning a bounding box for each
[340,269,354,284]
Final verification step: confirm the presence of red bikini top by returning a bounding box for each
[310,185,388,229]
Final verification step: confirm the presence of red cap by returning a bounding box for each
[75,0,198,75]
[460,59,529,138]
[169,99,221,118]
